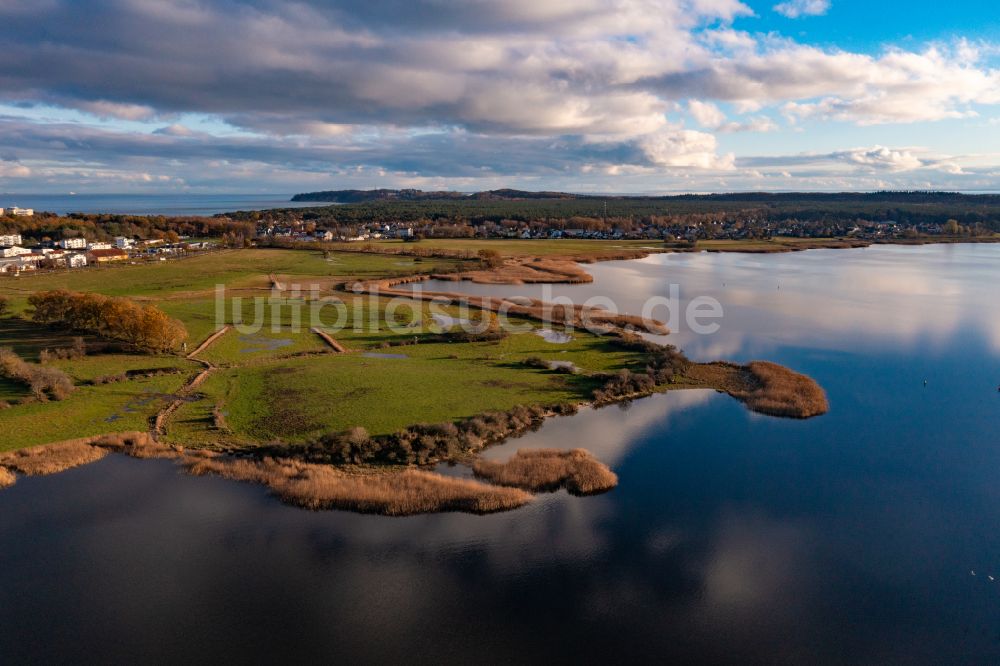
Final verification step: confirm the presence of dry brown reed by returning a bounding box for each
[183,456,533,515]
[687,361,829,418]
[473,448,618,495]
[0,466,15,488]
[0,440,109,475]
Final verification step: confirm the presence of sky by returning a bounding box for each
[0,0,997,194]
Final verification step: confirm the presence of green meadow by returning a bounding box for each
[1,246,654,451]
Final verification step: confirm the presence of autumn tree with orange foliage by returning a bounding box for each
[28,290,187,353]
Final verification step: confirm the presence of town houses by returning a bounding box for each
[0,230,211,276]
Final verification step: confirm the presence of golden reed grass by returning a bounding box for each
[0,432,182,481]
[473,448,619,495]
[0,439,109,476]
[0,466,15,488]
[687,361,829,418]
[183,456,533,515]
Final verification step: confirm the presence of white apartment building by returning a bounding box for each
[87,241,113,251]
[9,207,33,217]
[67,253,88,269]
[0,233,22,246]
[0,246,31,258]
[115,237,135,249]
[59,238,88,250]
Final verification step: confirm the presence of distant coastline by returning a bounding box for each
[0,194,327,217]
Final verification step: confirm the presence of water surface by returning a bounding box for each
[2,244,999,664]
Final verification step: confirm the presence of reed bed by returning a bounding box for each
[473,448,618,496]
[739,361,829,418]
[687,361,829,418]
[96,432,186,459]
[456,258,595,285]
[0,440,109,475]
[183,456,533,515]
[0,466,15,488]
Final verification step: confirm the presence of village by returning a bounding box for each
[253,213,964,245]
[0,207,216,275]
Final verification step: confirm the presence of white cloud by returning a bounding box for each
[836,146,924,171]
[773,0,830,19]
[0,160,30,177]
[689,100,727,128]
[74,100,159,121]
[639,128,735,169]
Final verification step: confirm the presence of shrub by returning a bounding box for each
[39,338,86,364]
[306,405,553,465]
[0,348,75,401]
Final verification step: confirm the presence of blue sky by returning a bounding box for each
[0,0,997,194]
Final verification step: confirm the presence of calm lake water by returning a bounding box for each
[0,193,330,216]
[2,244,999,664]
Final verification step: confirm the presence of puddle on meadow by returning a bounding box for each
[239,334,294,353]
[536,329,572,343]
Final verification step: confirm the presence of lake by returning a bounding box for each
[2,244,999,664]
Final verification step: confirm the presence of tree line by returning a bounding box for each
[28,290,188,353]
[0,213,256,245]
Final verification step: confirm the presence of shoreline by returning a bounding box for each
[2,245,832,514]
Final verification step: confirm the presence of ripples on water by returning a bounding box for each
[2,245,1000,663]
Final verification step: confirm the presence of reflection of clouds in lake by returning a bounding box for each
[482,389,718,466]
[593,246,1000,357]
[696,511,814,618]
[419,245,1000,359]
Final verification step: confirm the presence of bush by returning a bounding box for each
[306,405,553,465]
[39,337,87,364]
[0,348,75,401]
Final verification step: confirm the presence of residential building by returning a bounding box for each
[0,233,22,246]
[59,238,88,250]
[87,241,113,251]
[114,237,135,249]
[67,253,88,268]
[9,207,33,217]
[0,246,31,258]
[87,249,129,263]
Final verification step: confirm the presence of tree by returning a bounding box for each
[0,296,8,317]
[943,219,961,235]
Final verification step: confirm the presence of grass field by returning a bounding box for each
[165,329,646,445]
[1,245,654,452]
[0,243,664,453]
[0,248,469,303]
[0,372,193,451]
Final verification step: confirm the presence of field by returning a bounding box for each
[0,246,653,451]
[165,330,646,445]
